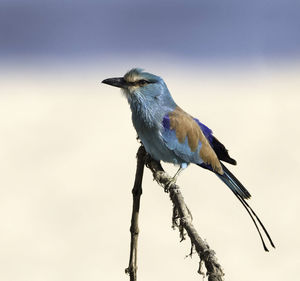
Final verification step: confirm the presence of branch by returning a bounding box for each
[125,146,146,281]
[144,147,225,281]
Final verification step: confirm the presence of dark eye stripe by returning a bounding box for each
[138,79,156,85]
[127,79,155,86]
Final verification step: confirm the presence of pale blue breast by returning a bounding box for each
[141,128,185,164]
[130,111,183,165]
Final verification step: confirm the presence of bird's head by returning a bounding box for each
[102,68,173,105]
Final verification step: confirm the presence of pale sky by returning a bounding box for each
[0,0,299,62]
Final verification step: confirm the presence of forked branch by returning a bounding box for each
[126,144,224,281]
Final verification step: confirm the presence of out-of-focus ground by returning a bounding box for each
[0,61,299,281]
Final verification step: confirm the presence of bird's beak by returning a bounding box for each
[102,77,127,88]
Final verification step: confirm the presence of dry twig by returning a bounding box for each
[126,144,224,281]
[125,146,146,281]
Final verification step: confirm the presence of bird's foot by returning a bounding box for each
[164,166,185,192]
[164,177,177,192]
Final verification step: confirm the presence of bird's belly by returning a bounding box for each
[138,130,184,165]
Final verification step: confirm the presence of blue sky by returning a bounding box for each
[0,0,299,63]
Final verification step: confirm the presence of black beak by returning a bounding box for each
[102,77,127,88]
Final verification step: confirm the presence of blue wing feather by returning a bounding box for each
[194,117,236,165]
[193,118,213,143]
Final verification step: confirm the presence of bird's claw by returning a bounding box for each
[164,177,177,192]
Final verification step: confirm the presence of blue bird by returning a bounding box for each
[102,68,275,251]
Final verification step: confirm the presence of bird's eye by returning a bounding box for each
[138,79,149,86]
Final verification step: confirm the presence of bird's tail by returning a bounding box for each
[217,163,275,251]
[219,163,251,199]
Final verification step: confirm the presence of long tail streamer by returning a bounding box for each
[218,164,275,251]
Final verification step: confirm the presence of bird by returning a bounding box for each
[102,68,275,251]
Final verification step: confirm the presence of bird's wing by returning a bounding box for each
[194,118,237,165]
[161,106,223,174]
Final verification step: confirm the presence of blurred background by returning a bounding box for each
[0,0,299,280]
